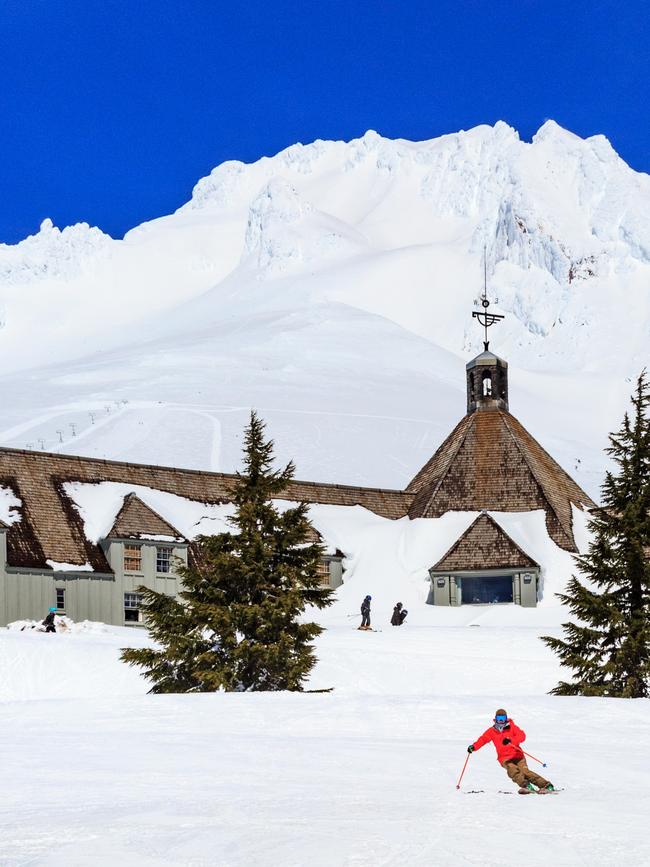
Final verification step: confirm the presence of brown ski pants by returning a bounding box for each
[502,757,550,788]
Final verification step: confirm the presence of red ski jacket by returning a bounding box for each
[472,719,526,764]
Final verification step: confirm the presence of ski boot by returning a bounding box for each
[518,783,537,795]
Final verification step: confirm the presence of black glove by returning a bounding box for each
[467,745,475,753]
[502,738,511,745]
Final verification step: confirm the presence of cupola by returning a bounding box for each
[466,350,508,413]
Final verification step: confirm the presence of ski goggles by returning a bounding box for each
[494,715,507,723]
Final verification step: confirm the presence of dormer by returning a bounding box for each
[101,493,189,578]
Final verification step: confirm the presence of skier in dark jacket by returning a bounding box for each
[467,708,554,793]
[391,602,403,625]
[42,608,57,633]
[359,595,372,630]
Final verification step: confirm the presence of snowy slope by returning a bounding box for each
[1,121,649,498]
[1,617,649,866]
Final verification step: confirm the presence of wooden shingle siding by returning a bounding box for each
[0,474,48,569]
[406,410,594,551]
[109,494,183,540]
[433,514,538,571]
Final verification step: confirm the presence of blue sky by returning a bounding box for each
[0,0,648,243]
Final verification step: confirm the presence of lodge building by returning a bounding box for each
[0,345,594,626]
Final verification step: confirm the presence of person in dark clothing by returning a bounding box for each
[399,608,408,625]
[359,595,372,630]
[391,602,403,626]
[42,608,57,633]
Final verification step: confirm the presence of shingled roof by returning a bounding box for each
[108,494,185,541]
[431,513,539,572]
[0,447,413,571]
[406,409,594,551]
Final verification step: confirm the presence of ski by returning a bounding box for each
[464,789,563,795]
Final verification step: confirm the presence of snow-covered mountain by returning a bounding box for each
[0,120,648,499]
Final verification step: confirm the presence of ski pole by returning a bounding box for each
[520,748,547,767]
[456,752,471,789]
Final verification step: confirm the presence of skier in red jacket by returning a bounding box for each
[467,708,554,793]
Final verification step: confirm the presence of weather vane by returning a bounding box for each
[472,247,504,351]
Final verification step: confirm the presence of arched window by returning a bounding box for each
[482,370,492,397]
[468,372,475,402]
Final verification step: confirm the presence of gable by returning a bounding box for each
[432,513,538,572]
[108,494,184,541]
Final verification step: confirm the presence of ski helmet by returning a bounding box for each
[49,607,57,613]
[494,707,508,719]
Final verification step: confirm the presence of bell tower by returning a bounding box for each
[466,254,508,413]
[466,350,508,413]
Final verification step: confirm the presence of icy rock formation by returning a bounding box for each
[243,178,310,272]
[188,160,247,210]
[0,218,112,284]
[242,177,367,275]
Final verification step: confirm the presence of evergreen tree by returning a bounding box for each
[121,412,334,692]
[542,372,650,697]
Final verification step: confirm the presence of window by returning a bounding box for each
[461,575,513,605]
[316,559,331,587]
[482,371,492,397]
[156,546,173,574]
[55,588,65,610]
[124,544,142,572]
[124,592,143,623]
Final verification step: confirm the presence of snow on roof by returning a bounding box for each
[0,447,411,569]
[61,480,586,609]
[64,483,340,553]
[63,482,235,545]
[46,560,93,573]
[307,504,585,614]
[308,505,480,616]
[0,484,22,527]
